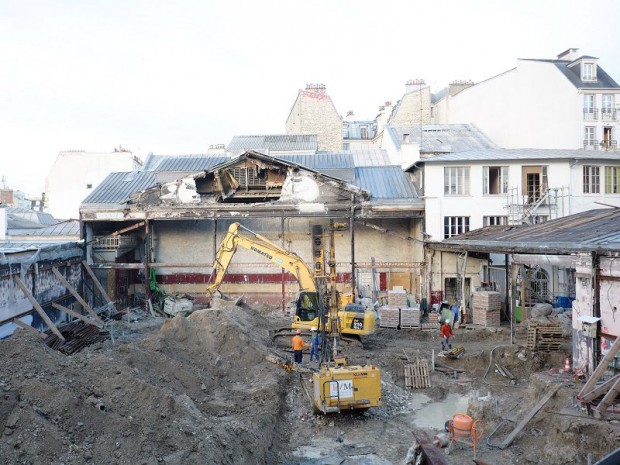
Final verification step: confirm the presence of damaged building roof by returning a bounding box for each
[431,208,620,255]
[81,151,422,219]
[227,134,318,153]
[84,151,419,205]
[0,241,83,264]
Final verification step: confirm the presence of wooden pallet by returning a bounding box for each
[405,360,431,389]
[527,322,564,351]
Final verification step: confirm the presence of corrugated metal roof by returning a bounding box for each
[28,220,80,236]
[277,150,392,168]
[438,208,620,252]
[6,207,57,225]
[355,166,419,199]
[142,154,227,171]
[227,134,318,152]
[422,148,620,163]
[351,149,391,166]
[82,171,157,204]
[277,153,354,169]
[7,218,44,230]
[387,124,497,152]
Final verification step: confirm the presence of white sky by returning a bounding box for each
[2,0,620,195]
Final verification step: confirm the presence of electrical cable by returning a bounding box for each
[483,344,526,388]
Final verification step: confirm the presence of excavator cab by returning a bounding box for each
[294,292,320,326]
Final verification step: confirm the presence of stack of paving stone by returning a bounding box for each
[400,304,421,328]
[387,287,408,307]
[421,311,439,329]
[472,291,501,327]
[379,306,400,328]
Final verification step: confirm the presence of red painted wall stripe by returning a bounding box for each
[157,272,355,285]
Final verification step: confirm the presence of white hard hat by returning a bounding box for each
[311,326,317,331]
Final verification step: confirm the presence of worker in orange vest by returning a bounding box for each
[292,329,309,364]
[440,321,454,351]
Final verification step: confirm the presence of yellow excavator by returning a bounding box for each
[207,221,381,414]
[206,222,376,337]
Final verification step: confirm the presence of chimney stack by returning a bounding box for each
[557,48,579,61]
[305,83,327,94]
[208,144,226,154]
[405,79,426,93]
[449,80,474,96]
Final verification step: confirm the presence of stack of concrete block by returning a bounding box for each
[472,291,501,327]
[387,287,408,307]
[400,305,421,328]
[379,306,400,328]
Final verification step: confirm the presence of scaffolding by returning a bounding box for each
[505,186,570,225]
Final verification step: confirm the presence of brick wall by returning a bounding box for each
[390,87,433,125]
[286,88,343,151]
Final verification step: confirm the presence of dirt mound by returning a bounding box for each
[0,306,287,465]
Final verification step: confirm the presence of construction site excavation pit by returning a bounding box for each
[1,301,619,465]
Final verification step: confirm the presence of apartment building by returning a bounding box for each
[436,48,620,151]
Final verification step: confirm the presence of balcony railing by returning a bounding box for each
[583,108,598,120]
[583,140,599,150]
[92,235,139,250]
[601,140,618,150]
[601,108,618,122]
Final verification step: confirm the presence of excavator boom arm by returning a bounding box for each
[207,222,317,295]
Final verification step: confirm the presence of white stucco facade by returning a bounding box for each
[444,53,620,151]
[45,151,140,219]
[423,155,620,241]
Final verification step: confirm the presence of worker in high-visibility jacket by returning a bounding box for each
[440,321,454,351]
[292,329,309,364]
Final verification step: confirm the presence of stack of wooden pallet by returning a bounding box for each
[472,291,501,327]
[379,306,400,328]
[527,321,564,351]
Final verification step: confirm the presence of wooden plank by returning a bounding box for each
[593,376,620,419]
[412,430,449,465]
[52,267,104,325]
[12,318,47,339]
[13,276,65,341]
[581,374,620,402]
[82,261,112,304]
[579,335,620,399]
[498,383,561,449]
[51,303,104,329]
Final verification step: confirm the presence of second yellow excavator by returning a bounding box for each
[206,222,376,337]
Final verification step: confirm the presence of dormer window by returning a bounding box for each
[582,62,597,81]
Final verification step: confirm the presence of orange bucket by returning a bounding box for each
[452,413,473,439]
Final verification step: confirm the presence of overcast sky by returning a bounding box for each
[2,0,620,196]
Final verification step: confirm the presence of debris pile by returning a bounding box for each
[0,304,287,465]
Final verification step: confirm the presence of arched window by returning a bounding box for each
[531,268,550,302]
